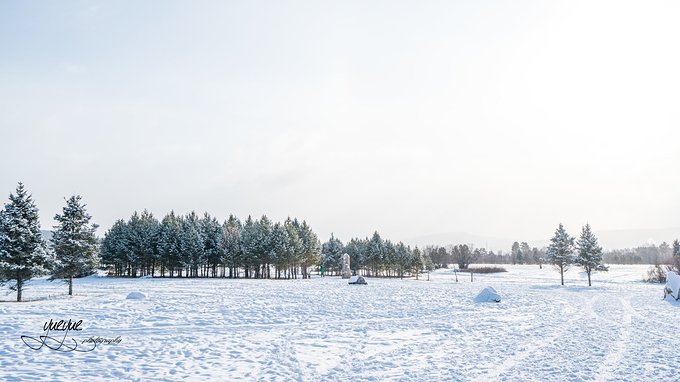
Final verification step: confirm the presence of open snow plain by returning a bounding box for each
[1,265,677,381]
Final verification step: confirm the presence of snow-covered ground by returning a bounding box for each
[0,265,677,381]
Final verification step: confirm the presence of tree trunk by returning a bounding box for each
[560,267,564,286]
[587,271,591,287]
[16,277,22,302]
[69,276,73,296]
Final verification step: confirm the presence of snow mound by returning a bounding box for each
[348,275,367,285]
[126,292,147,300]
[474,286,501,303]
[665,271,680,300]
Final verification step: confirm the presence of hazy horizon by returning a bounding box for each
[2,1,679,246]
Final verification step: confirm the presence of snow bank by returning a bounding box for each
[126,292,146,300]
[665,271,680,299]
[474,286,501,303]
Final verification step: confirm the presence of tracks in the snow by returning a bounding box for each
[595,296,633,382]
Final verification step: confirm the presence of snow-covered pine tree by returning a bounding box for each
[366,232,385,276]
[411,246,423,280]
[511,241,522,264]
[180,212,203,277]
[575,224,607,286]
[157,211,182,277]
[546,223,575,286]
[240,216,258,278]
[100,219,130,276]
[283,218,302,279]
[520,242,531,264]
[200,213,223,278]
[0,183,52,301]
[296,220,321,279]
[321,233,344,276]
[256,215,273,279]
[51,195,99,295]
[221,215,242,278]
[269,222,289,279]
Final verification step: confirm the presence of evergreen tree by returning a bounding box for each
[575,224,607,286]
[221,215,242,278]
[256,215,273,278]
[100,219,130,276]
[240,216,258,278]
[546,223,574,286]
[669,239,680,273]
[269,222,289,278]
[511,241,522,264]
[297,220,321,279]
[366,231,385,276]
[411,246,423,279]
[200,213,223,277]
[180,212,204,277]
[0,183,52,301]
[51,195,99,295]
[520,242,531,264]
[157,211,182,277]
[284,218,303,278]
[321,233,344,276]
[451,244,476,269]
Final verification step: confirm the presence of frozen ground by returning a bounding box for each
[0,265,677,381]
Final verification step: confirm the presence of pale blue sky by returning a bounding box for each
[1,0,679,244]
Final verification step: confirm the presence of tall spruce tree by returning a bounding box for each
[100,219,129,276]
[411,246,423,279]
[0,183,52,301]
[296,220,321,279]
[511,242,522,265]
[321,234,344,276]
[575,224,607,286]
[221,215,242,278]
[51,195,99,295]
[546,223,575,286]
[157,211,182,277]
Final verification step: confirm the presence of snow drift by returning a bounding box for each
[474,286,501,303]
[665,271,680,300]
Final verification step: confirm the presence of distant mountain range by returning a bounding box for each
[409,228,680,252]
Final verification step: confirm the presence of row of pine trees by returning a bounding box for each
[101,211,322,279]
[0,182,627,302]
[321,232,435,278]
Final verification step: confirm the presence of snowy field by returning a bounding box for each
[0,265,677,381]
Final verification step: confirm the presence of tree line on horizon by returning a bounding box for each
[3,182,679,302]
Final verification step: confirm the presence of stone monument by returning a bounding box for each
[341,253,351,279]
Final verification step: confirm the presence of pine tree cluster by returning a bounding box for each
[546,223,608,286]
[100,211,321,279]
[0,183,98,301]
[322,231,433,278]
